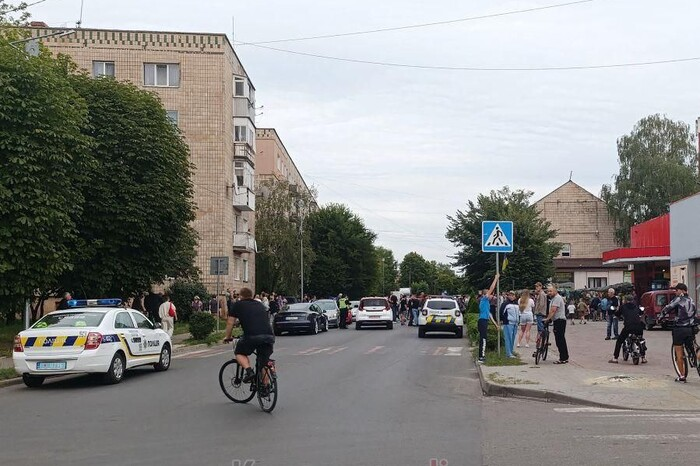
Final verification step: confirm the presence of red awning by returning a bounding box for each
[602,246,670,265]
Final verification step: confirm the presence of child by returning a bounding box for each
[567,300,576,325]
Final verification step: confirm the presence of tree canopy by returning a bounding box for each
[307,204,378,299]
[601,114,700,245]
[446,187,560,290]
[370,246,398,295]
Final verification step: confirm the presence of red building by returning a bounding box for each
[602,214,670,295]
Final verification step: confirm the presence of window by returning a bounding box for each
[144,63,180,87]
[234,257,242,281]
[243,259,249,282]
[166,110,179,126]
[132,312,154,330]
[32,312,105,329]
[588,277,608,288]
[656,294,669,307]
[235,125,247,142]
[93,61,115,77]
[115,312,136,329]
[234,77,245,97]
[560,244,571,257]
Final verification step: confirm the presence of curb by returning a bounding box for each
[0,376,22,388]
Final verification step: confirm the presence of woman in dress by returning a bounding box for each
[516,289,535,348]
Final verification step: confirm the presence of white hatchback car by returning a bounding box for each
[356,297,393,330]
[417,297,464,338]
[13,299,172,388]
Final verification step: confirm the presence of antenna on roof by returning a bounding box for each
[569,171,573,181]
[76,0,85,28]
[231,16,235,45]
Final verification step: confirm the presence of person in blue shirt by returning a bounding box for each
[478,274,500,363]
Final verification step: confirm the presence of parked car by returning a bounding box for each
[356,297,393,330]
[273,303,328,335]
[315,299,340,328]
[13,299,171,388]
[349,300,360,321]
[417,297,463,338]
[641,290,677,330]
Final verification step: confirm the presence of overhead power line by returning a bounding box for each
[4,0,50,14]
[237,41,700,72]
[242,0,595,45]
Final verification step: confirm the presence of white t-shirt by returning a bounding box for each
[159,301,175,319]
[567,304,576,315]
[520,298,534,316]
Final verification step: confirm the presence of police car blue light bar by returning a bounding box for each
[67,298,122,307]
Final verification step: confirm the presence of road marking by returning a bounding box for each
[432,347,446,356]
[305,348,331,355]
[365,346,385,354]
[328,346,347,354]
[590,434,700,441]
[554,407,631,413]
[445,347,463,356]
[297,347,322,355]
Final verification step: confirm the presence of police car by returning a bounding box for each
[417,297,464,338]
[13,299,171,388]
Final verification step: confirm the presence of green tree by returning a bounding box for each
[601,114,700,245]
[370,246,398,295]
[58,75,198,298]
[399,252,433,288]
[446,187,560,290]
[307,204,378,298]
[432,262,458,295]
[167,279,210,322]
[0,39,92,319]
[410,280,429,295]
[255,179,316,295]
[0,1,30,28]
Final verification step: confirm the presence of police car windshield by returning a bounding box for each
[32,312,105,329]
[426,301,457,310]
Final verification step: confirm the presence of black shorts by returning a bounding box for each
[672,326,695,346]
[235,335,275,365]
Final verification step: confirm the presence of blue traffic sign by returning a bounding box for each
[482,221,513,253]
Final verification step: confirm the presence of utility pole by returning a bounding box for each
[298,199,304,301]
[381,257,385,295]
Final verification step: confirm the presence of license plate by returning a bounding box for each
[36,361,66,371]
[286,317,299,320]
[370,316,380,319]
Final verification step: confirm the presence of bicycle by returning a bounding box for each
[671,325,700,380]
[219,340,278,413]
[534,320,550,365]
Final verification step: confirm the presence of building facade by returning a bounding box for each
[535,180,626,289]
[31,26,257,294]
[255,128,315,203]
[670,192,700,305]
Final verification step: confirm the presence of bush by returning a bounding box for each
[467,293,479,314]
[411,281,429,294]
[168,279,210,322]
[189,312,216,340]
[465,312,503,351]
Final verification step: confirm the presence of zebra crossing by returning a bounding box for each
[175,344,465,359]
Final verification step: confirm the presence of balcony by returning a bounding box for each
[234,144,255,166]
[233,186,255,212]
[234,98,256,121]
[233,232,256,253]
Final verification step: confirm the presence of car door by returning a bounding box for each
[132,311,161,356]
[114,311,142,357]
[310,304,323,327]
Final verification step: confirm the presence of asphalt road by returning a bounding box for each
[5,324,700,466]
[1,324,484,466]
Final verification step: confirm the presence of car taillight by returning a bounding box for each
[85,332,102,350]
[421,309,428,316]
[13,335,23,353]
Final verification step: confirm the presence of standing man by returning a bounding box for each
[477,274,500,363]
[589,292,601,322]
[144,291,162,323]
[338,293,349,329]
[661,283,697,383]
[191,295,203,314]
[533,282,548,333]
[57,292,72,310]
[158,293,177,337]
[390,294,399,323]
[605,288,620,341]
[544,284,569,364]
[209,295,219,316]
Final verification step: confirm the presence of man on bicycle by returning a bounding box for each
[223,287,275,384]
[608,295,647,364]
[660,283,697,383]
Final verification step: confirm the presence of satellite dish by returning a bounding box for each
[24,40,40,57]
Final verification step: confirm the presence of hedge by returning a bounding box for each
[464,312,503,351]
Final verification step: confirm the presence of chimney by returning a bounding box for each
[29,21,49,28]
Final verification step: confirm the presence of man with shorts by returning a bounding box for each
[661,283,697,383]
[223,287,275,383]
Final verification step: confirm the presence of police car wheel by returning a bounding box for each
[104,352,126,384]
[154,344,171,372]
[22,374,45,388]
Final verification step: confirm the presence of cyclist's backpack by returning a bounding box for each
[600,298,610,312]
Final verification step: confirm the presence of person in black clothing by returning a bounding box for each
[389,294,399,323]
[268,293,280,316]
[57,292,72,310]
[144,291,163,323]
[608,295,647,364]
[223,287,275,383]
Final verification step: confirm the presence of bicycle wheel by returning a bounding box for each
[695,342,700,378]
[219,360,256,403]
[671,345,688,379]
[256,365,278,413]
[542,332,549,361]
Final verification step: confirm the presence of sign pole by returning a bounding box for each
[496,252,500,355]
[216,261,221,333]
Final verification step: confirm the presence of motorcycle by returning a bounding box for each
[622,333,645,365]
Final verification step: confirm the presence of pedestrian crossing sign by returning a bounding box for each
[482,221,513,253]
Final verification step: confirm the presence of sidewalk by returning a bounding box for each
[477,319,700,411]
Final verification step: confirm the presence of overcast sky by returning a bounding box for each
[31,0,700,265]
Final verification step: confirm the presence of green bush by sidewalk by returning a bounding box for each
[464,312,503,351]
[189,312,216,340]
[168,279,211,322]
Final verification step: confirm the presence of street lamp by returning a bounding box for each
[381,257,385,296]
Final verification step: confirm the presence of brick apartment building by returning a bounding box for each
[255,128,314,201]
[29,25,258,294]
[535,180,627,289]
